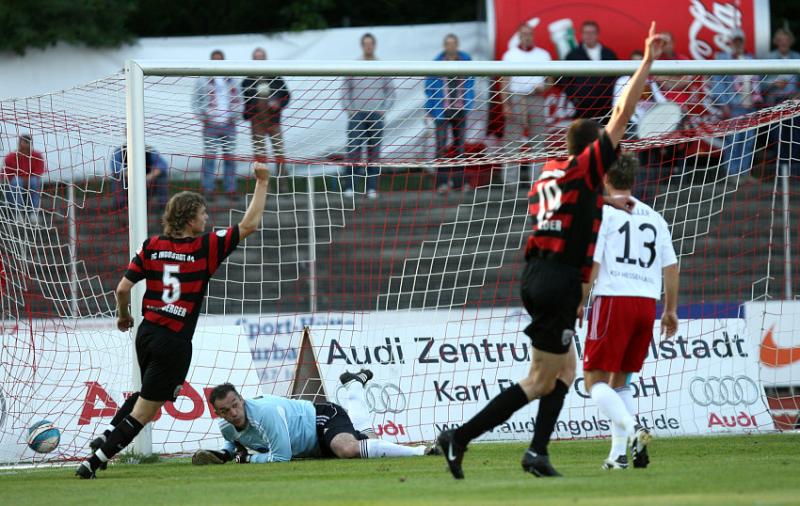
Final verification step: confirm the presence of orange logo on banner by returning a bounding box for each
[759,325,800,368]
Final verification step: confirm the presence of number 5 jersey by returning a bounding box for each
[124,226,240,338]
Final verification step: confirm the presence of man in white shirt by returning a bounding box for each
[500,23,552,187]
[583,153,679,470]
[191,50,242,199]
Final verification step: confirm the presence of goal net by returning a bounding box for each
[0,59,798,465]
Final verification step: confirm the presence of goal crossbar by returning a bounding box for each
[130,59,800,77]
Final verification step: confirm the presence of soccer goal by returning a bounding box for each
[0,57,797,465]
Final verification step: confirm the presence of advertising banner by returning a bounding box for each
[0,305,780,464]
[490,0,770,61]
[745,301,800,430]
[311,310,773,443]
[0,321,259,463]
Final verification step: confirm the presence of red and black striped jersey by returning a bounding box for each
[124,226,240,339]
[526,132,618,282]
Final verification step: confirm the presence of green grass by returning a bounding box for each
[2,434,798,506]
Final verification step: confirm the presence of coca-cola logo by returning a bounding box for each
[688,0,743,59]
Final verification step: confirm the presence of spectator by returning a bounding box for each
[763,28,800,175]
[565,21,618,119]
[424,33,475,193]
[655,32,694,93]
[499,23,552,187]
[3,134,46,224]
[241,47,291,192]
[712,29,763,177]
[109,145,169,212]
[341,33,395,199]
[191,49,242,199]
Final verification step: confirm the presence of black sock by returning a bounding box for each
[88,415,144,470]
[530,379,569,456]
[454,383,528,446]
[110,392,140,427]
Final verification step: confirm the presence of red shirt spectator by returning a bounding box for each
[4,135,46,178]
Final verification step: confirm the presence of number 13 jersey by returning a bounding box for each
[592,199,677,299]
[124,226,240,339]
[526,132,618,282]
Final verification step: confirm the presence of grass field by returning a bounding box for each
[1,434,798,506]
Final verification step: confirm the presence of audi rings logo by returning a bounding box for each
[689,375,760,407]
[335,383,407,414]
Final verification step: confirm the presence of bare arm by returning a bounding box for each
[577,263,600,328]
[116,277,135,332]
[238,163,270,239]
[605,22,665,148]
[661,263,679,337]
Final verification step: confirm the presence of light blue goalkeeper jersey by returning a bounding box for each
[218,395,318,463]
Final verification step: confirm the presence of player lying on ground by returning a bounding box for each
[437,22,666,479]
[192,369,438,464]
[76,163,270,479]
[582,153,679,470]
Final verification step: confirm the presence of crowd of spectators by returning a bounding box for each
[5,23,798,215]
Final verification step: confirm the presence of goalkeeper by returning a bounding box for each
[193,369,437,464]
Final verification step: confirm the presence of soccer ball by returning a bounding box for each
[26,420,61,454]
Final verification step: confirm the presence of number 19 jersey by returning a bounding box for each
[592,198,677,300]
[526,132,618,282]
[124,226,240,339]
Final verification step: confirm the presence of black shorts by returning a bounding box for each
[520,257,582,354]
[136,322,192,402]
[314,402,367,458]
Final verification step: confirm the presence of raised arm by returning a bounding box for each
[605,22,665,148]
[237,163,270,239]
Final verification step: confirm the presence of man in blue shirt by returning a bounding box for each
[110,144,169,211]
[193,370,437,464]
[424,33,475,193]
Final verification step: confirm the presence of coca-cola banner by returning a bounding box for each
[489,0,771,61]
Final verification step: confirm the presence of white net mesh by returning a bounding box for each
[0,62,798,465]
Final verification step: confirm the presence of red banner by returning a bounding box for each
[491,0,769,61]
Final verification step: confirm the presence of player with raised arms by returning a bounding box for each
[192,371,438,465]
[582,152,679,470]
[438,22,665,479]
[76,163,271,479]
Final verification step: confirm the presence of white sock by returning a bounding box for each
[609,423,628,459]
[343,382,372,433]
[610,385,637,459]
[615,384,636,417]
[591,382,636,437]
[359,439,425,458]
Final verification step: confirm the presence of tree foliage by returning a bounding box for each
[2,1,797,56]
[0,0,136,54]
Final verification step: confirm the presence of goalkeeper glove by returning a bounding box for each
[191,449,232,465]
[234,441,250,464]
